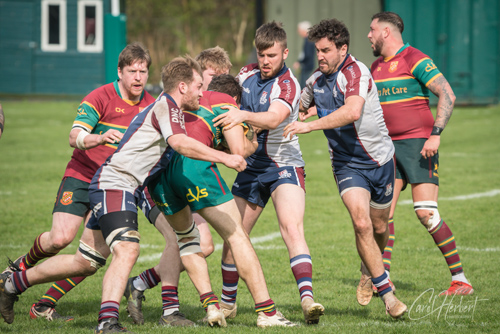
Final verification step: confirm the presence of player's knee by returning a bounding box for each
[49,233,75,251]
[352,219,372,235]
[99,211,141,253]
[414,201,440,231]
[373,222,387,236]
[201,240,214,258]
[78,241,107,272]
[175,221,202,256]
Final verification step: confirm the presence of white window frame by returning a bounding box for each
[41,0,67,52]
[77,0,103,53]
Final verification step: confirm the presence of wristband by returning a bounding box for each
[76,130,90,150]
[431,126,443,136]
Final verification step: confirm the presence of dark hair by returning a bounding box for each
[118,42,152,70]
[371,12,404,33]
[255,21,287,51]
[161,55,202,94]
[207,74,242,104]
[308,19,350,49]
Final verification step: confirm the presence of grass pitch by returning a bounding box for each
[0,100,499,333]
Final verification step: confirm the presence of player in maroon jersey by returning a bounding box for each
[364,11,473,299]
[0,43,157,323]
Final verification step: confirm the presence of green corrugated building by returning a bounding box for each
[0,0,126,95]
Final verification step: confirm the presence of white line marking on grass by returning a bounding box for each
[137,232,282,263]
[213,232,282,251]
[457,246,500,252]
[398,189,500,205]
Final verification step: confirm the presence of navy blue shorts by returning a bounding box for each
[232,166,305,208]
[86,186,158,230]
[334,159,395,209]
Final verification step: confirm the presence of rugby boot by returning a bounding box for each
[220,301,237,319]
[94,318,133,333]
[301,298,325,324]
[123,277,145,325]
[0,272,19,324]
[257,310,297,328]
[382,292,407,319]
[158,311,195,327]
[29,303,74,321]
[439,281,474,296]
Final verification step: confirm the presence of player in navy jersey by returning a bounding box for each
[284,18,407,319]
[213,21,324,325]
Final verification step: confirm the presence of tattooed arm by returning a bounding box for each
[420,75,456,158]
[428,75,456,129]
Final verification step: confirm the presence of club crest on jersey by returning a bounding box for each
[278,169,292,179]
[389,61,398,73]
[385,183,393,197]
[260,91,268,105]
[60,191,73,205]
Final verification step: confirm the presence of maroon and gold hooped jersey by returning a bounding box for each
[64,81,155,182]
[371,44,442,140]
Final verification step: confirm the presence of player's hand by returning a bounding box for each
[221,153,247,172]
[299,106,317,121]
[283,121,311,139]
[213,106,248,130]
[99,129,123,145]
[420,135,440,158]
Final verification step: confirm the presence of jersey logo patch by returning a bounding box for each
[389,61,398,73]
[385,183,393,197]
[260,91,268,105]
[115,107,125,113]
[278,169,292,179]
[186,186,208,202]
[426,61,437,72]
[60,191,74,205]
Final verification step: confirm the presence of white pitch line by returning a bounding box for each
[398,189,500,205]
[137,232,282,263]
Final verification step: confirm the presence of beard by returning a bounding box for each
[372,37,383,57]
[181,93,200,111]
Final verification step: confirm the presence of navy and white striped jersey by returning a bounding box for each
[301,54,394,169]
[237,63,304,170]
[90,93,186,194]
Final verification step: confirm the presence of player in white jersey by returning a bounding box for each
[88,56,246,333]
[213,21,324,325]
[284,18,407,319]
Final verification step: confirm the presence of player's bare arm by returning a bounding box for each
[69,128,124,150]
[420,75,456,159]
[213,101,290,131]
[284,95,364,138]
[427,75,456,129]
[167,133,247,172]
[223,124,258,158]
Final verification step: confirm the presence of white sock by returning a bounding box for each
[451,272,469,284]
[163,308,179,316]
[133,276,147,292]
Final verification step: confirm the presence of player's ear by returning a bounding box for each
[179,81,188,94]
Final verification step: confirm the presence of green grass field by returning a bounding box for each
[0,100,499,333]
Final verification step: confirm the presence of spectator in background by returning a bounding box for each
[293,21,316,89]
